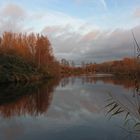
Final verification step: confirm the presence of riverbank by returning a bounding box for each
[0,53,48,83]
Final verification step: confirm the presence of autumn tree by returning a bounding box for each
[0,32,61,77]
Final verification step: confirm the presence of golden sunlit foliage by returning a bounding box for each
[0,32,60,77]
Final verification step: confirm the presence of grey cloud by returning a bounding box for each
[42,24,140,63]
[42,25,84,53]
[0,3,138,64]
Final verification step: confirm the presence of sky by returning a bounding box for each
[0,0,140,63]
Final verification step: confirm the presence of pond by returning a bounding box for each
[0,76,140,140]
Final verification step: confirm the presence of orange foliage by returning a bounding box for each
[0,32,60,77]
[89,58,140,77]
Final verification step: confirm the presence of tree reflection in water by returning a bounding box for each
[60,75,140,90]
[0,79,60,118]
[0,75,140,139]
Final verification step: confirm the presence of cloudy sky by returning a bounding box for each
[0,0,140,63]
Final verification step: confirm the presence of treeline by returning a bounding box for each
[0,32,60,78]
[81,58,140,78]
[95,58,140,77]
[60,59,86,76]
[60,58,140,78]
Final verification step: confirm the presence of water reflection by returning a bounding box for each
[60,76,140,89]
[0,79,59,118]
[105,78,140,139]
[0,76,138,118]
[0,76,140,140]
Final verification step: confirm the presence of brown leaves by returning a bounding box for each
[0,32,60,77]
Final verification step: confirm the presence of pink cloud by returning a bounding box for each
[133,8,140,18]
[81,30,100,41]
[0,3,27,33]
[0,3,27,19]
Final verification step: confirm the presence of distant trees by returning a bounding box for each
[92,58,140,77]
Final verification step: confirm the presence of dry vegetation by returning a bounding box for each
[0,32,60,82]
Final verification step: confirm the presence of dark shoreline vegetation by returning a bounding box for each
[0,32,139,84]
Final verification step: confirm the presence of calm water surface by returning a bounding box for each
[0,76,140,140]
